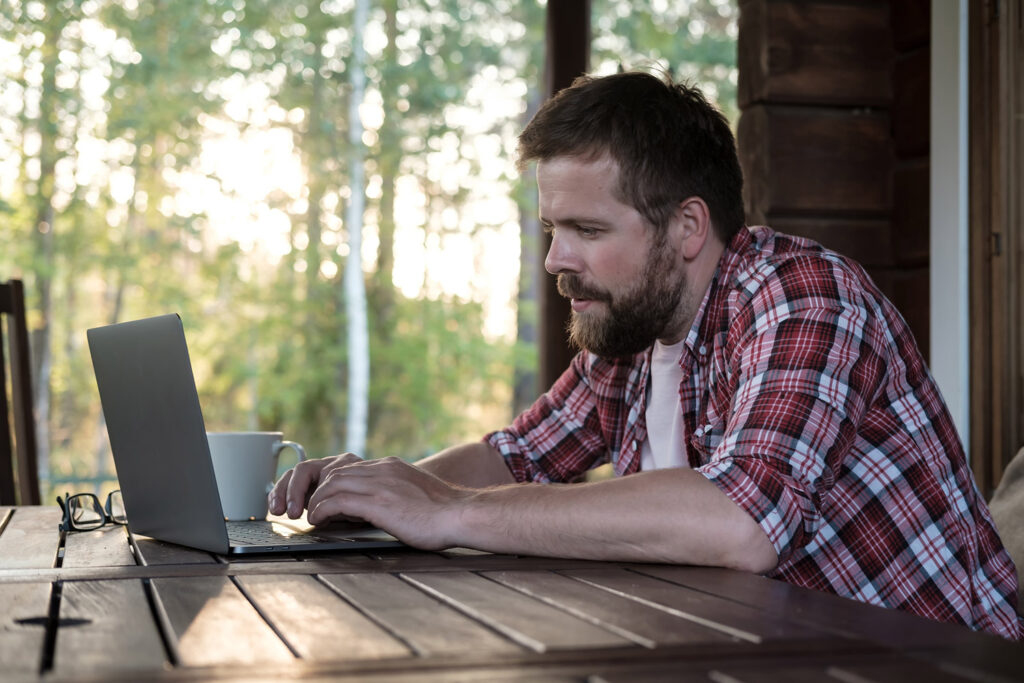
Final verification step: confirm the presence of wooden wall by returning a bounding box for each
[737,0,931,359]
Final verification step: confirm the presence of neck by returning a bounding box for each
[658,237,727,345]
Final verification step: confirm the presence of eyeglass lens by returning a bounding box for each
[67,494,106,530]
[106,490,126,525]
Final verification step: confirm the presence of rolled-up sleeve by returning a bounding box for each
[485,353,611,483]
[697,255,884,563]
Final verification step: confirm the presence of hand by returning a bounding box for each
[268,452,364,520]
[305,456,470,550]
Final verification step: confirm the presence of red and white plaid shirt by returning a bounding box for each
[487,226,1023,640]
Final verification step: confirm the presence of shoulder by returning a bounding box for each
[727,227,879,315]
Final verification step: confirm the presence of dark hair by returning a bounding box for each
[517,71,745,242]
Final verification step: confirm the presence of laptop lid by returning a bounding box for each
[88,314,231,553]
[87,314,403,555]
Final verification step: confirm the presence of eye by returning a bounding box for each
[577,225,598,237]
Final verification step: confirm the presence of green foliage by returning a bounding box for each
[592,0,739,124]
[0,0,737,492]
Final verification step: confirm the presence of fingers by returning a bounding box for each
[267,469,293,515]
[305,457,407,525]
[268,453,363,519]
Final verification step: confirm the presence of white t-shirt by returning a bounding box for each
[640,339,689,470]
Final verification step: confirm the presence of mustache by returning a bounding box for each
[557,274,611,302]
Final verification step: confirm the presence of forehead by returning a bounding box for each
[536,154,618,188]
[536,155,633,219]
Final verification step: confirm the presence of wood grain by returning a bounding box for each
[484,570,738,648]
[0,581,51,677]
[236,573,411,662]
[401,571,631,653]
[321,571,523,657]
[562,568,819,643]
[739,104,892,217]
[0,506,61,569]
[53,579,167,673]
[62,525,135,568]
[738,0,893,108]
[150,575,294,666]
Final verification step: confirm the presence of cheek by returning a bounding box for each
[599,253,647,286]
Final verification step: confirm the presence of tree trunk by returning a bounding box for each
[343,0,370,455]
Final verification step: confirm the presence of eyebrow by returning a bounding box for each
[538,215,608,227]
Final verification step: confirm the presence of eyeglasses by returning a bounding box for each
[56,490,127,532]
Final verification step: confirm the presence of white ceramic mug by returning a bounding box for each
[206,431,306,521]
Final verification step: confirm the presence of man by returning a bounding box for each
[269,71,1023,640]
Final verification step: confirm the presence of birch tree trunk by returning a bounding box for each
[344,0,370,455]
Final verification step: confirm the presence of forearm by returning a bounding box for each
[417,441,516,488]
[451,468,778,572]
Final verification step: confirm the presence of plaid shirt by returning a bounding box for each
[487,226,1023,640]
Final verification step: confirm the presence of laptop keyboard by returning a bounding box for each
[225,521,328,546]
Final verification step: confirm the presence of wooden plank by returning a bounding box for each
[149,575,294,666]
[630,566,971,650]
[892,48,930,158]
[739,105,892,217]
[891,0,930,51]
[629,570,1024,682]
[131,533,218,566]
[593,664,823,683]
[53,579,167,674]
[62,524,135,568]
[401,571,632,653]
[591,671,712,683]
[0,506,61,569]
[763,217,894,268]
[738,0,893,108]
[562,568,820,643]
[321,572,523,657]
[891,159,930,266]
[483,570,738,648]
[235,573,411,662]
[0,581,51,677]
[827,659,976,683]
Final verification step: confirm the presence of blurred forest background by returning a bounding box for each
[0,0,737,497]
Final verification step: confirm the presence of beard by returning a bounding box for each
[557,237,689,359]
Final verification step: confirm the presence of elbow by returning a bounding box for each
[723,521,779,574]
[731,543,778,574]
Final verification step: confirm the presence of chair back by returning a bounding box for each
[0,279,40,505]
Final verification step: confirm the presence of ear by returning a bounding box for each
[672,196,713,261]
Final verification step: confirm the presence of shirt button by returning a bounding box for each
[699,345,708,355]
[694,426,705,437]
[632,440,639,451]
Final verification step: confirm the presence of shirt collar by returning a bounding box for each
[681,226,760,360]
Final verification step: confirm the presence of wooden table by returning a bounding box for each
[1,505,1022,682]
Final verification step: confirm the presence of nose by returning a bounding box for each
[544,231,579,275]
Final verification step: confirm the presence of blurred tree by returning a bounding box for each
[592,0,738,123]
[0,0,86,487]
[0,0,738,493]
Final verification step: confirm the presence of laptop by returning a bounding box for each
[87,313,404,555]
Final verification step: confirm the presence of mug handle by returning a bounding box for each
[273,440,307,463]
[268,441,307,495]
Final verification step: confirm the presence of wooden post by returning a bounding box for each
[536,0,590,393]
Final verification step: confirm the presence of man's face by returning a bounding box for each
[538,155,691,358]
